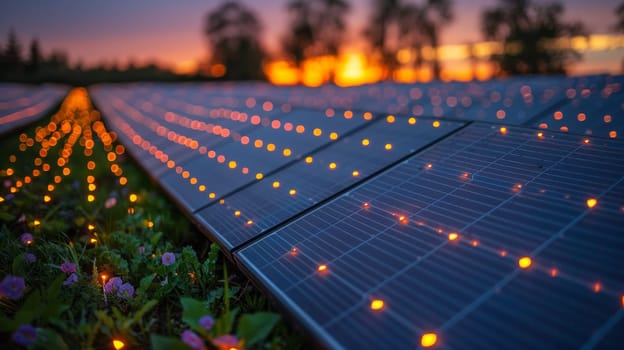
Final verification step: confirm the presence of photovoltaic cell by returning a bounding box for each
[0,84,67,136]
[236,123,624,349]
[531,75,624,139]
[194,116,464,250]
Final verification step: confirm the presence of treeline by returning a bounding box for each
[0,30,193,85]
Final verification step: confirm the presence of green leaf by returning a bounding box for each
[14,289,42,325]
[0,313,17,332]
[0,211,15,222]
[237,312,280,347]
[180,297,207,329]
[96,310,116,332]
[150,232,163,246]
[132,299,158,324]
[214,307,239,336]
[33,328,69,350]
[150,334,191,350]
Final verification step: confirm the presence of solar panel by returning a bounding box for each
[531,75,624,139]
[236,123,624,349]
[156,108,374,212]
[0,84,67,136]
[194,116,464,250]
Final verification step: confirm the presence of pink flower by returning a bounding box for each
[60,262,76,274]
[104,277,123,294]
[63,273,78,286]
[161,252,175,266]
[181,330,205,350]
[212,334,239,350]
[0,275,25,300]
[20,233,33,245]
[104,197,117,208]
[138,246,145,254]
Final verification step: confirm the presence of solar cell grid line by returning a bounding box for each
[157,107,376,213]
[194,116,464,251]
[531,74,624,140]
[0,85,68,136]
[236,122,624,350]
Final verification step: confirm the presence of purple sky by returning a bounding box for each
[0,0,620,71]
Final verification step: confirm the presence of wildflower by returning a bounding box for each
[60,261,76,274]
[24,253,36,264]
[117,282,134,299]
[181,330,205,350]
[63,273,78,286]
[20,233,34,245]
[161,252,176,266]
[104,277,123,294]
[199,315,214,331]
[138,246,145,254]
[104,197,117,208]
[212,334,240,350]
[12,324,37,347]
[0,275,25,300]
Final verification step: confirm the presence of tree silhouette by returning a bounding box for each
[363,0,402,78]
[4,29,23,72]
[399,0,454,80]
[25,38,42,74]
[282,0,349,67]
[482,0,585,76]
[615,2,624,32]
[204,1,266,80]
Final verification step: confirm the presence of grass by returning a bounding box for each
[0,88,303,349]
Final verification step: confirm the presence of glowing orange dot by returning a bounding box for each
[305,156,313,164]
[518,256,532,269]
[425,163,433,169]
[448,232,459,241]
[408,117,417,125]
[361,138,370,146]
[317,264,328,273]
[420,332,438,348]
[471,240,479,247]
[87,194,95,202]
[386,115,395,123]
[550,268,559,277]
[370,299,385,310]
[499,127,508,135]
[583,138,590,144]
[432,121,440,128]
[352,170,360,177]
[329,162,337,170]
[609,131,617,138]
[266,143,276,152]
[234,210,241,217]
[255,173,264,180]
[119,177,128,186]
[329,132,339,140]
[593,282,602,293]
[290,247,298,256]
[586,198,597,208]
[246,220,253,225]
[43,194,52,202]
[272,181,280,189]
[398,215,408,225]
[87,161,96,170]
[209,193,216,199]
[384,143,393,150]
[289,189,297,196]
[363,202,370,209]
[577,113,586,122]
[313,128,322,137]
[621,295,624,307]
[537,132,544,138]
[500,250,508,257]
[283,148,292,157]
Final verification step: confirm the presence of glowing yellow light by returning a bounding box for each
[420,332,438,348]
[146,220,154,228]
[363,112,373,120]
[88,184,96,191]
[398,215,408,225]
[6,168,14,176]
[361,138,370,146]
[289,189,297,196]
[266,143,276,152]
[87,194,95,202]
[352,170,360,177]
[246,220,253,225]
[234,210,241,217]
[329,132,339,140]
[500,127,508,135]
[384,143,393,150]
[129,194,138,203]
[518,256,532,269]
[370,299,385,311]
[112,339,125,349]
[408,117,417,125]
[282,148,292,157]
[317,264,328,273]
[425,163,433,169]
[89,238,97,244]
[290,247,298,256]
[586,198,597,208]
[329,162,337,170]
[272,181,280,189]
[432,121,440,128]
[537,132,544,139]
[305,156,314,164]
[313,128,322,137]
[88,224,95,231]
[448,232,459,241]
[363,202,370,209]
[33,220,41,227]
[43,195,52,203]
[255,173,264,180]
[0,197,4,203]
[386,115,395,123]
[100,274,108,283]
[209,193,216,199]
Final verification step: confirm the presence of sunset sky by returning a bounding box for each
[0,0,621,74]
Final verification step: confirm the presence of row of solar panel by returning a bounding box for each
[0,84,68,136]
[91,75,624,349]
